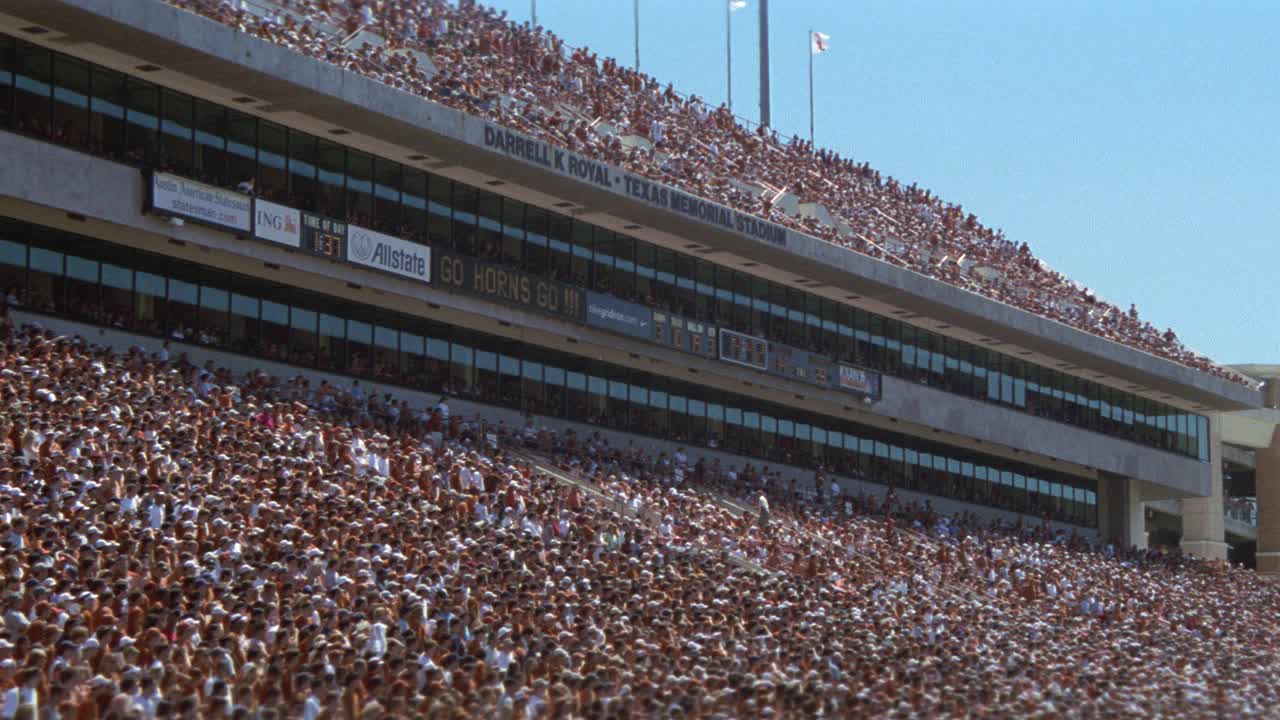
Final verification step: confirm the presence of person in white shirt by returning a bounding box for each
[757,491,770,528]
[1,668,39,720]
[133,676,163,720]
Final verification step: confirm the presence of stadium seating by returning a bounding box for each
[158,0,1250,387]
[2,311,1278,718]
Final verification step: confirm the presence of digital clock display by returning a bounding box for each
[301,213,347,260]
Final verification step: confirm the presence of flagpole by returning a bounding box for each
[634,0,640,70]
[726,0,733,110]
[531,0,536,26]
[759,0,770,127]
[808,29,815,146]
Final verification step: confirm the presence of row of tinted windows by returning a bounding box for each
[0,218,1098,527]
[0,33,1205,461]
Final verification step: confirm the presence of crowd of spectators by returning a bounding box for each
[155,0,1252,387]
[3,309,1280,719]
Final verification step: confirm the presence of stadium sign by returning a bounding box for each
[719,328,770,371]
[299,212,347,260]
[585,293,654,340]
[146,171,251,233]
[253,199,301,248]
[435,249,585,322]
[652,312,717,358]
[716,328,882,400]
[477,123,789,248]
[837,364,880,399]
[346,225,430,284]
[770,343,837,386]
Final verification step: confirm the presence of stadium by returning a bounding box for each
[0,0,1278,716]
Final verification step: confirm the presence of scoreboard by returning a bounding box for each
[719,328,768,371]
[301,212,347,260]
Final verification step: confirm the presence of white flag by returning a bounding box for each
[729,0,747,11]
[811,31,831,54]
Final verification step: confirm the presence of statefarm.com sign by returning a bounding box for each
[150,173,251,232]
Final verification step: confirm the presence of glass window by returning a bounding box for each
[427,174,453,247]
[194,99,227,187]
[259,299,289,362]
[612,234,635,300]
[258,121,288,203]
[52,54,90,151]
[13,42,51,138]
[592,228,614,293]
[475,191,502,261]
[166,278,198,337]
[131,270,164,334]
[287,129,317,211]
[198,285,230,346]
[525,206,549,275]
[548,213,573,283]
[63,254,99,320]
[225,109,256,193]
[0,36,13,129]
[229,292,259,353]
[26,245,64,313]
[402,169,427,242]
[289,306,318,366]
[89,65,127,160]
[373,157,402,235]
[159,88,194,175]
[449,337,474,395]
[346,318,373,376]
[501,196,525,268]
[400,331,425,387]
[315,139,345,219]
[452,183,477,256]
[346,150,374,227]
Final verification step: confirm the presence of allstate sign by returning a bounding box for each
[253,200,301,247]
[347,225,430,284]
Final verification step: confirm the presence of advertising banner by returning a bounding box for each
[253,199,301,248]
[347,225,430,284]
[147,172,251,232]
[434,250,585,322]
[586,292,654,340]
[837,364,881,398]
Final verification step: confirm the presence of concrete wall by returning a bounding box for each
[0,0,1260,413]
[0,130,1213,497]
[12,309,1099,541]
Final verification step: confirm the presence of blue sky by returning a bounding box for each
[482,0,1279,364]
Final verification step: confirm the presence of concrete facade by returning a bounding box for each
[1181,413,1228,560]
[0,0,1262,414]
[1255,425,1280,573]
[0,130,1215,498]
[1097,474,1152,550]
[1253,381,1280,573]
